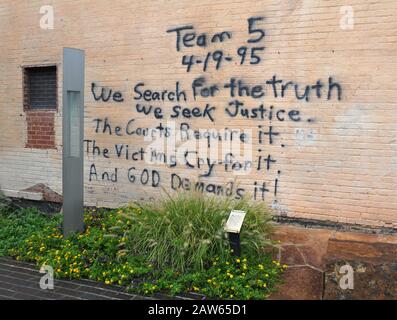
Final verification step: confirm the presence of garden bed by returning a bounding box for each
[0,193,286,300]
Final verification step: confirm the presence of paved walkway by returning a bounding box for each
[0,257,148,300]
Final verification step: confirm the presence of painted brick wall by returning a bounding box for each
[0,0,396,229]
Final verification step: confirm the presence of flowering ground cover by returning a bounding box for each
[0,193,286,299]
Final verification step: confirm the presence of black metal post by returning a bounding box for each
[228,232,241,257]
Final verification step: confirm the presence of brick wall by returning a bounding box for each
[25,110,56,149]
[0,0,396,229]
[23,66,57,149]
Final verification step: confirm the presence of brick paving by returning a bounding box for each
[0,257,152,300]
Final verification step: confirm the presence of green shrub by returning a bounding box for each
[117,192,274,273]
[0,191,12,214]
[0,207,57,257]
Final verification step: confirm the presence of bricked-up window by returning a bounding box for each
[24,66,57,109]
[24,66,57,149]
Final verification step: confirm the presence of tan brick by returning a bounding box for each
[0,0,396,229]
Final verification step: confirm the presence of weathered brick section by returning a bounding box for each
[22,183,62,203]
[269,225,397,300]
[25,110,56,149]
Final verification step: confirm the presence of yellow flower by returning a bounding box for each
[236,259,240,263]
[258,264,264,270]
[283,264,288,269]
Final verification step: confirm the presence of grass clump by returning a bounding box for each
[119,192,273,273]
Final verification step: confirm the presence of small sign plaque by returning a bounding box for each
[224,210,246,233]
